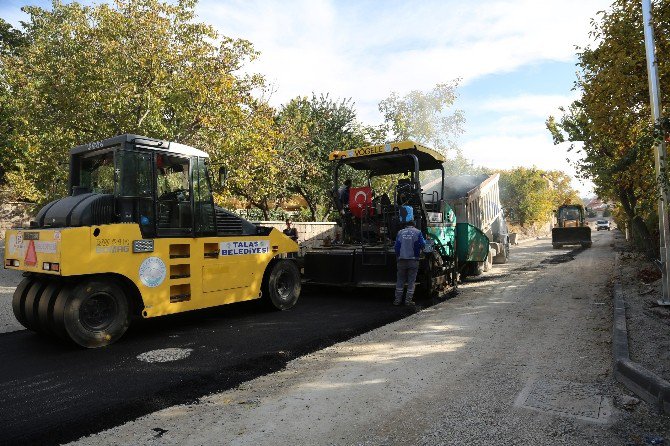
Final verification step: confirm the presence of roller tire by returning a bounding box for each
[23,279,49,332]
[37,281,63,336]
[57,279,130,348]
[12,277,33,329]
[262,260,301,310]
[51,285,74,340]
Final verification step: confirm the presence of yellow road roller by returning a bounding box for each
[4,135,300,347]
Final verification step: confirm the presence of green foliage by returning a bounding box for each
[235,207,289,222]
[275,94,379,221]
[0,18,28,183]
[0,1,581,228]
[546,0,669,255]
[379,81,484,200]
[1,0,271,204]
[378,81,465,158]
[498,167,580,227]
[220,101,284,220]
[543,170,582,207]
[0,18,27,55]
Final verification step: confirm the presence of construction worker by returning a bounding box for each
[282,219,298,242]
[338,179,352,210]
[283,219,298,258]
[393,218,425,306]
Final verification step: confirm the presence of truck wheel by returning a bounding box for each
[483,250,493,272]
[464,261,484,277]
[553,243,562,249]
[493,243,509,264]
[263,260,301,310]
[581,242,592,248]
[56,279,130,348]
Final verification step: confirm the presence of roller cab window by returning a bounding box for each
[116,150,155,234]
[156,154,193,236]
[194,157,216,236]
[75,150,116,195]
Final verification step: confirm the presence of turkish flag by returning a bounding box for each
[349,187,373,218]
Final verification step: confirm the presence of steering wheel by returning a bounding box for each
[397,182,414,193]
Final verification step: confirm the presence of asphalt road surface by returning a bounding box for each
[71,229,669,445]
[3,230,667,445]
[0,282,416,446]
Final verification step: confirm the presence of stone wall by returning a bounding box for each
[256,221,338,254]
[0,201,37,240]
[0,203,338,248]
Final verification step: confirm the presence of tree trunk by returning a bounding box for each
[234,189,271,221]
[294,186,317,221]
[261,197,270,221]
[618,188,656,258]
[321,202,333,221]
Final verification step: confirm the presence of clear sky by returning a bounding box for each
[1,0,614,196]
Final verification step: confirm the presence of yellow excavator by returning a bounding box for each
[552,204,592,249]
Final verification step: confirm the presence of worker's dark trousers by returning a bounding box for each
[395,258,420,302]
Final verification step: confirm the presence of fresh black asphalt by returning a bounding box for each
[0,286,418,446]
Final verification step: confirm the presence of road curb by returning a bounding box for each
[613,253,670,413]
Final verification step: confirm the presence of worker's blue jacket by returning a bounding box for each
[394,226,426,260]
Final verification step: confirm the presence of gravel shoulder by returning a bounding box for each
[70,231,670,445]
[615,231,670,383]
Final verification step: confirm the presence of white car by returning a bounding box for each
[596,219,611,231]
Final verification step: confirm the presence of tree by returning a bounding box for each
[0,0,274,205]
[378,81,465,158]
[0,18,28,185]
[378,80,482,184]
[275,94,378,221]
[498,167,578,227]
[218,101,284,220]
[0,18,28,55]
[543,170,582,208]
[546,0,669,256]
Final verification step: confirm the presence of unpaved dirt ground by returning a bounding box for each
[615,231,670,382]
[70,231,670,446]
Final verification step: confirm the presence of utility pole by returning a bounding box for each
[642,0,670,305]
